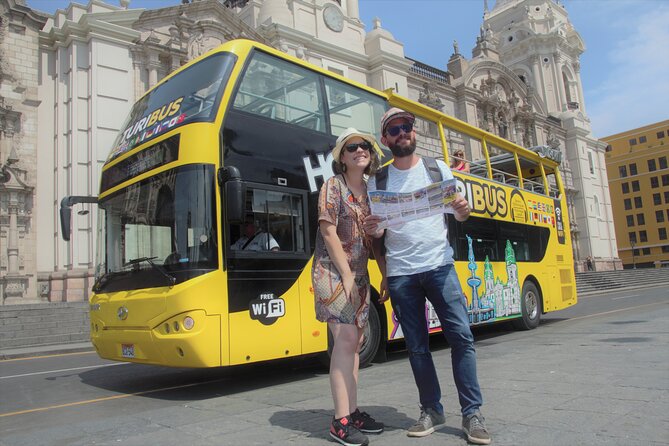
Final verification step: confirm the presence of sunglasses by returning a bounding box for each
[386,123,413,137]
[345,141,372,152]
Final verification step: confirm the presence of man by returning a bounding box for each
[231,219,280,252]
[363,108,491,444]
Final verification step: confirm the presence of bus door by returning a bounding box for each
[224,182,312,365]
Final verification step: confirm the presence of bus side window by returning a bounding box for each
[231,186,308,255]
[451,216,498,261]
[454,217,550,263]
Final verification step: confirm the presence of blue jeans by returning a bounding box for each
[387,263,483,416]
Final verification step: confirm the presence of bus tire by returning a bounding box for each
[513,281,542,330]
[322,302,382,369]
[359,303,381,368]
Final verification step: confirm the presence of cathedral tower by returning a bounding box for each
[485,0,586,117]
[480,0,620,270]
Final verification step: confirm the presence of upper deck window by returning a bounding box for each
[232,50,386,139]
[233,51,325,132]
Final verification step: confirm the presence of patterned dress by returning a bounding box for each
[312,175,371,328]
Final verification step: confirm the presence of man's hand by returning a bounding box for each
[451,194,471,222]
[363,214,385,238]
[378,276,389,304]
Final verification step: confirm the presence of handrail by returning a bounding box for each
[384,90,564,198]
[385,91,559,169]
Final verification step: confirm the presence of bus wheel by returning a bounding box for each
[322,303,382,369]
[358,303,381,368]
[513,281,542,330]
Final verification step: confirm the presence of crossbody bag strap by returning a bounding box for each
[421,156,443,183]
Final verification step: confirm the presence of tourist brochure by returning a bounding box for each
[368,179,458,229]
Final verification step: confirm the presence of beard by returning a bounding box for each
[388,135,416,158]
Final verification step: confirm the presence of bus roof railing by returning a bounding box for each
[384,90,560,169]
[383,90,565,197]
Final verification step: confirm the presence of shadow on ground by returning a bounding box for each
[75,320,525,404]
[269,405,462,441]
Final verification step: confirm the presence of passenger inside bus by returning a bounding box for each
[450,149,470,173]
[231,217,280,252]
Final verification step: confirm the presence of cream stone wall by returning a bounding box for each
[37,1,140,301]
[0,0,47,303]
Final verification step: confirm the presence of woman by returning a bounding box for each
[451,149,470,173]
[312,127,384,446]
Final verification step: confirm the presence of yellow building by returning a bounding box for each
[603,120,669,268]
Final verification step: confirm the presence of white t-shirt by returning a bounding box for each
[368,158,455,277]
[231,232,279,251]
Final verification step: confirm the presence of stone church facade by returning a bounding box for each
[0,0,620,304]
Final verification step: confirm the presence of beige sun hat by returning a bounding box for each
[331,127,383,162]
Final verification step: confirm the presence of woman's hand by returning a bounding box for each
[342,273,356,301]
[363,214,385,238]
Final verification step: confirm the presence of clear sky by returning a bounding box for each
[26,0,669,138]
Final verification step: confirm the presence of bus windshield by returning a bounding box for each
[95,164,217,293]
[108,52,236,161]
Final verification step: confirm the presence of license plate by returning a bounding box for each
[121,344,135,358]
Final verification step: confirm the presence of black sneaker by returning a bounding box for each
[351,408,384,434]
[329,415,369,446]
[462,410,491,445]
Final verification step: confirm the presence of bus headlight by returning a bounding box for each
[183,316,195,330]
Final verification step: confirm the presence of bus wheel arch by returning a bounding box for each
[513,277,543,330]
[324,288,386,369]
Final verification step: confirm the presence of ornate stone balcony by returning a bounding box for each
[408,58,451,85]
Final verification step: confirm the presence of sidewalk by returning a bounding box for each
[0,342,93,360]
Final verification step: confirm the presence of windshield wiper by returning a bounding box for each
[92,270,129,292]
[124,256,177,288]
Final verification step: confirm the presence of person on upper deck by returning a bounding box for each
[450,149,470,173]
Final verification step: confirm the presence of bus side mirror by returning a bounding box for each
[60,196,98,241]
[218,166,243,224]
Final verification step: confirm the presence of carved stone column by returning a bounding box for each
[572,60,586,114]
[1,167,31,303]
[530,55,542,106]
[144,34,162,89]
[0,111,38,303]
[552,52,564,111]
[148,59,160,89]
[346,0,360,20]
[2,189,30,303]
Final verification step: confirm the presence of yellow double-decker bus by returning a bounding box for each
[61,39,576,368]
